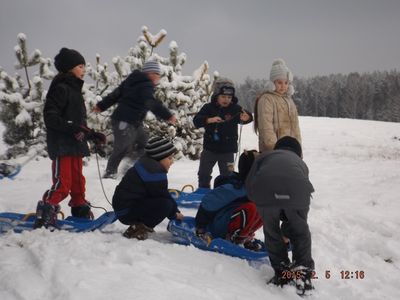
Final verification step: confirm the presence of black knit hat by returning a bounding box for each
[54,47,86,73]
[274,136,302,158]
[238,150,258,181]
[145,137,177,161]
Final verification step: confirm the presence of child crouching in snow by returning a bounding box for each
[194,150,264,250]
[112,137,184,240]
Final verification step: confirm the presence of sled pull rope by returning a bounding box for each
[94,152,112,209]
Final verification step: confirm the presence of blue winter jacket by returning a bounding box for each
[195,174,248,238]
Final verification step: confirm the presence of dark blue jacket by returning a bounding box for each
[96,70,172,125]
[43,73,90,160]
[112,155,179,220]
[195,174,249,238]
[193,96,253,153]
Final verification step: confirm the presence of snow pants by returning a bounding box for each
[257,207,315,272]
[117,197,176,229]
[106,120,148,175]
[197,150,234,188]
[43,156,87,207]
[226,202,263,242]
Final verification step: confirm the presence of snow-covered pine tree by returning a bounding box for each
[0,28,214,160]
[0,33,53,159]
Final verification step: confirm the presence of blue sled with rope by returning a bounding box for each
[167,216,268,262]
[0,211,117,234]
[169,185,211,209]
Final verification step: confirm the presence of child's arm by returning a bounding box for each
[95,86,123,112]
[193,104,222,128]
[238,107,253,125]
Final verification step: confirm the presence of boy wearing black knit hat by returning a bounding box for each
[193,77,253,189]
[34,48,106,229]
[112,136,184,240]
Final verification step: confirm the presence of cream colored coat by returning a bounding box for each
[256,91,302,152]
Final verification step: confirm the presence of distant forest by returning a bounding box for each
[236,70,400,123]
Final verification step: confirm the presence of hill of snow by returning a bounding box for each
[1,116,400,299]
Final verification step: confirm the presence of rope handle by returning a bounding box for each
[181,184,194,193]
[169,189,181,197]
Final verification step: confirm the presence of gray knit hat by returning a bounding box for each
[145,137,177,161]
[142,60,161,74]
[212,77,235,97]
[269,59,293,82]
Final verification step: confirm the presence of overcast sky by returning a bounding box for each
[1,0,400,83]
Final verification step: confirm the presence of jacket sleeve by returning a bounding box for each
[291,99,302,145]
[43,85,81,134]
[257,95,277,152]
[142,85,172,121]
[193,104,211,128]
[96,85,122,111]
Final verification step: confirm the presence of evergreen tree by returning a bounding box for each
[0,33,53,158]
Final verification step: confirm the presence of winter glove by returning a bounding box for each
[73,125,92,142]
[88,131,106,145]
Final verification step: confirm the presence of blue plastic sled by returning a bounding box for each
[169,187,211,208]
[0,211,117,234]
[167,216,269,262]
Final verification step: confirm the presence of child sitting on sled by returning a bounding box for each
[194,150,264,250]
[112,136,184,240]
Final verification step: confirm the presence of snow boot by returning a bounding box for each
[103,171,117,179]
[243,238,264,252]
[123,222,154,240]
[267,262,293,287]
[291,265,314,296]
[71,203,94,219]
[33,201,60,229]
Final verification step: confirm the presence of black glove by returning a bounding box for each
[88,131,106,145]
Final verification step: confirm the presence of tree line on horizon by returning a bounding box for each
[236,70,400,123]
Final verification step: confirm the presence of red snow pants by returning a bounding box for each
[43,156,87,207]
[228,202,263,242]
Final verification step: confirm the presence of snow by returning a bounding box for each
[1,116,400,299]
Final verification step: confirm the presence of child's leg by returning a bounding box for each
[258,207,291,271]
[227,202,263,242]
[197,150,217,188]
[105,120,137,175]
[69,156,87,207]
[282,208,314,269]
[43,156,73,205]
[216,152,234,177]
[121,197,175,229]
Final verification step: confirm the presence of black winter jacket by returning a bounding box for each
[112,156,179,219]
[43,73,90,160]
[193,96,253,153]
[96,70,172,125]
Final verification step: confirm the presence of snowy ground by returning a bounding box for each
[1,116,400,300]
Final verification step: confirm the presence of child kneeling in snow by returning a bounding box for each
[112,137,184,240]
[194,150,264,250]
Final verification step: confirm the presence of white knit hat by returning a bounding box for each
[269,59,293,82]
